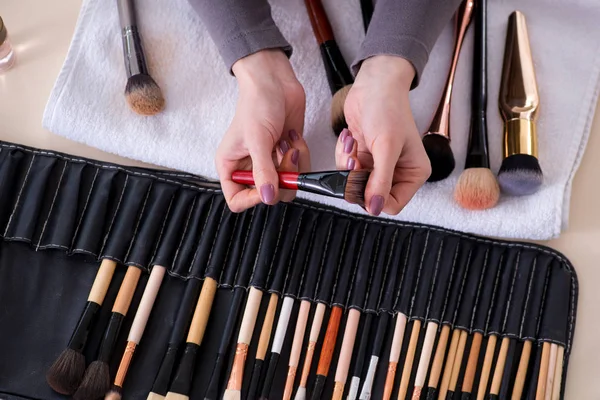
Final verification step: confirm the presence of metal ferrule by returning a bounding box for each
[121,26,148,78]
[298,171,349,200]
[504,118,537,158]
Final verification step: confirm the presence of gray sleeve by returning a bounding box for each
[353,0,463,88]
[187,0,292,73]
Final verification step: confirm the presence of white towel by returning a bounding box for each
[43,0,600,240]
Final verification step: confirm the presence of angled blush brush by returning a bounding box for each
[116,0,165,115]
[74,265,143,400]
[423,0,474,182]
[232,170,369,208]
[498,11,543,196]
[46,259,118,395]
[454,0,499,210]
[106,265,167,400]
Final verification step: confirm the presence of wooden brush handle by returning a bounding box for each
[112,266,142,315]
[186,277,218,345]
[462,332,483,393]
[545,344,558,400]
[439,329,461,398]
[536,342,551,399]
[257,293,279,360]
[334,308,360,384]
[272,296,294,354]
[399,319,422,400]
[449,330,469,391]
[389,313,408,362]
[477,334,497,400]
[304,0,334,44]
[415,322,438,388]
[128,265,165,344]
[289,300,311,367]
[551,346,564,400]
[316,306,343,376]
[490,337,511,395]
[88,259,118,304]
[232,170,300,190]
[310,302,326,342]
[238,286,263,344]
[511,339,532,400]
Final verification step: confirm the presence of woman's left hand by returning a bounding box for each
[335,55,431,216]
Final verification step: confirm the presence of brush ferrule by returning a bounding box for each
[114,341,136,387]
[320,41,354,95]
[121,26,148,78]
[504,118,537,158]
[298,171,349,200]
[98,312,125,363]
[68,301,101,352]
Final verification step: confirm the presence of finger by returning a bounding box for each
[247,131,280,205]
[287,128,311,172]
[365,135,402,216]
[216,157,263,213]
[335,129,360,170]
[278,148,300,203]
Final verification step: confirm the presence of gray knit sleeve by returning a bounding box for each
[353,0,463,88]
[187,0,292,73]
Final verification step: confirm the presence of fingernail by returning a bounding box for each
[344,137,354,154]
[347,158,355,170]
[370,195,384,216]
[279,140,290,154]
[340,128,349,142]
[289,129,300,141]
[260,184,275,203]
[291,149,299,165]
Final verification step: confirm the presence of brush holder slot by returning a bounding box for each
[0,141,577,400]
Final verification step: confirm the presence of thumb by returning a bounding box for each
[248,132,280,205]
[366,137,400,216]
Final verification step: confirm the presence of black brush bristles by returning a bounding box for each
[497,154,543,196]
[330,84,352,136]
[125,74,165,116]
[344,170,370,207]
[423,134,455,182]
[46,348,87,395]
[73,360,110,400]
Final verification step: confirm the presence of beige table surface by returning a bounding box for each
[0,0,598,398]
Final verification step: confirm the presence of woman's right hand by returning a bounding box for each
[216,49,310,212]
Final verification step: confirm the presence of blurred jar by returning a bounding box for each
[0,16,15,73]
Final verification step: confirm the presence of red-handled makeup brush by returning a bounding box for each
[231,170,369,207]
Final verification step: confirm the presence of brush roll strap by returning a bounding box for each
[0,141,577,399]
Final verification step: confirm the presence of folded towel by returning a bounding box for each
[43,0,600,240]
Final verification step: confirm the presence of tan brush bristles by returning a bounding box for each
[331,84,352,134]
[454,168,500,210]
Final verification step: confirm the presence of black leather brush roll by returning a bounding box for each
[0,142,577,399]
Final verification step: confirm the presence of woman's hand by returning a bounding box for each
[336,55,431,216]
[216,49,310,212]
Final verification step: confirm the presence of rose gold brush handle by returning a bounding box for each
[427,0,475,138]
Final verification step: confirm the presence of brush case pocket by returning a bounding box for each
[0,141,578,400]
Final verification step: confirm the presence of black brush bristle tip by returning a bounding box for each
[497,154,543,196]
[46,348,86,395]
[423,134,455,182]
[73,361,110,400]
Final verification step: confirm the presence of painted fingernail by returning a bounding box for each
[279,140,290,154]
[347,158,355,170]
[289,129,300,141]
[340,128,349,142]
[370,195,384,216]
[344,136,354,154]
[291,149,300,165]
[260,184,275,203]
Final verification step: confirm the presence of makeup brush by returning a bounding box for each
[535,342,551,400]
[223,286,263,400]
[164,277,219,400]
[347,313,373,400]
[332,308,361,400]
[117,0,165,116]
[294,302,327,400]
[309,305,343,400]
[246,293,278,399]
[47,259,118,395]
[497,11,543,196]
[551,346,564,400]
[74,266,143,400]
[397,319,422,400]
[423,0,474,182]
[232,170,369,207]
[511,340,533,400]
[105,265,166,400]
[454,0,499,210]
[382,313,408,400]
[304,0,353,96]
[283,301,311,400]
[447,329,469,399]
